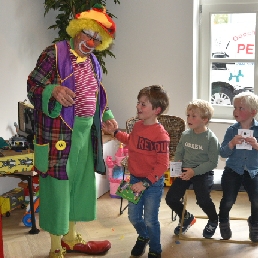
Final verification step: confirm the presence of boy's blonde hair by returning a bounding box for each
[233,92,258,113]
[187,99,214,121]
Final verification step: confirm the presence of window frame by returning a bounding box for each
[198,2,258,120]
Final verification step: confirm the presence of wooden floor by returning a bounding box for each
[2,188,258,258]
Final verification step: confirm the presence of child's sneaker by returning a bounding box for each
[248,216,258,243]
[203,220,218,238]
[148,251,161,258]
[131,236,150,256]
[174,212,196,235]
[219,221,232,240]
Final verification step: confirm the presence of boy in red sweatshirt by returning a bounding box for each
[104,85,170,258]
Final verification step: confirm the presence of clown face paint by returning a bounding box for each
[78,41,95,55]
[82,30,102,44]
[77,30,102,56]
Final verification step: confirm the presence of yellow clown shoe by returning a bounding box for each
[49,247,66,258]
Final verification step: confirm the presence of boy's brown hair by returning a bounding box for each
[137,85,169,115]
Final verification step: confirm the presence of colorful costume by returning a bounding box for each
[28,41,111,178]
[27,4,116,257]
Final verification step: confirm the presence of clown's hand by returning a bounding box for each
[52,86,76,107]
[102,119,118,135]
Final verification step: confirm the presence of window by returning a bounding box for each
[199,2,258,119]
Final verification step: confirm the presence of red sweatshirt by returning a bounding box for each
[116,120,170,184]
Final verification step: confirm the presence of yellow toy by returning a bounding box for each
[0,152,33,174]
[164,169,175,187]
[0,188,25,217]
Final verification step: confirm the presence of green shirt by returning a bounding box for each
[174,128,220,175]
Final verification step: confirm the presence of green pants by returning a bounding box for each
[39,116,96,235]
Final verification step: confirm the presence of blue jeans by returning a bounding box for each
[219,167,258,223]
[128,175,164,254]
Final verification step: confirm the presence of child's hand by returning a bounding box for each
[179,168,194,180]
[229,134,243,149]
[245,136,258,150]
[131,182,145,193]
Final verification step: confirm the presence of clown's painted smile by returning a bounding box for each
[78,41,95,55]
[74,30,102,57]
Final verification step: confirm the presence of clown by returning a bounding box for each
[27,4,117,258]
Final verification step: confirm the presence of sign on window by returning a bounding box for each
[210,13,256,106]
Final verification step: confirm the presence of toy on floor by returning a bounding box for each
[22,192,39,227]
[0,188,25,217]
[18,176,40,227]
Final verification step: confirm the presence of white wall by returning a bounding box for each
[0,1,57,194]
[104,0,195,125]
[0,0,57,140]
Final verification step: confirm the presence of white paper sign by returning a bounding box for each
[236,129,253,150]
[170,162,182,177]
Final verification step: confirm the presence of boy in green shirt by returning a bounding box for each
[166,99,220,238]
